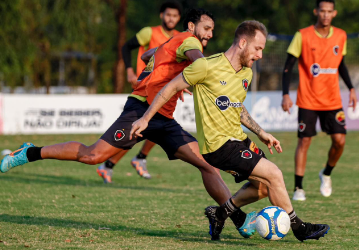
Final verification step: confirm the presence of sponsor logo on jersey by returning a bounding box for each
[215,96,242,111]
[220,80,227,85]
[242,79,249,91]
[241,150,252,159]
[114,129,125,141]
[310,63,337,77]
[298,122,306,132]
[335,111,346,125]
[333,45,339,55]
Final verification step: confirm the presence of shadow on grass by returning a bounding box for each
[0,214,262,246]
[0,172,178,193]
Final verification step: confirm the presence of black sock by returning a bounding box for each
[137,152,147,159]
[294,175,303,190]
[26,147,43,162]
[216,198,238,221]
[289,210,304,231]
[105,160,115,169]
[323,162,334,176]
[229,208,247,228]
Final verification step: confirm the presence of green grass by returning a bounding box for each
[0,132,359,249]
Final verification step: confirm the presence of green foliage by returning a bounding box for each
[0,0,358,92]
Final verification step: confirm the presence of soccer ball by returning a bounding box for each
[255,206,290,240]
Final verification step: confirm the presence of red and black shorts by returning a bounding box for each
[203,138,266,183]
[297,108,346,138]
[101,97,197,160]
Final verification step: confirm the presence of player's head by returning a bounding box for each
[232,20,267,68]
[183,8,215,48]
[160,1,182,31]
[314,0,337,27]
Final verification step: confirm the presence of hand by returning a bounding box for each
[257,131,282,154]
[126,68,138,89]
[281,94,293,114]
[130,118,149,140]
[349,88,357,111]
[179,88,192,102]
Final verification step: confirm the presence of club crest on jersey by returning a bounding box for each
[333,45,339,55]
[242,79,249,91]
[241,150,252,159]
[114,130,125,141]
[335,111,345,125]
[215,96,242,111]
[298,123,306,132]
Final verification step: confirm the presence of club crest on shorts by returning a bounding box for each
[241,150,252,159]
[242,79,249,91]
[298,122,306,132]
[333,45,339,55]
[114,130,125,141]
[335,111,345,125]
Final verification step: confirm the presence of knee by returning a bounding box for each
[333,136,345,149]
[298,137,311,149]
[86,154,107,165]
[266,164,284,186]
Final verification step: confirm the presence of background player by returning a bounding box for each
[281,0,357,201]
[130,20,330,242]
[97,1,182,182]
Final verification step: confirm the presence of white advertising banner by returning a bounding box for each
[1,94,127,134]
[0,91,357,134]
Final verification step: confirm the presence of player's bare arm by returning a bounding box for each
[240,105,282,154]
[130,73,189,139]
[141,47,157,64]
[349,88,357,111]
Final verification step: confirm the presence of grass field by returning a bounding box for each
[0,132,358,249]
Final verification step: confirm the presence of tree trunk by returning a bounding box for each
[114,0,127,93]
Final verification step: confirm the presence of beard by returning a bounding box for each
[194,29,209,48]
[163,20,176,31]
[239,47,252,68]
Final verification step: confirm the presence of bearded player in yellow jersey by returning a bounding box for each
[97,1,182,182]
[130,21,330,242]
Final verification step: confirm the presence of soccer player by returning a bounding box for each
[130,20,330,242]
[0,9,257,239]
[97,0,182,182]
[281,0,357,201]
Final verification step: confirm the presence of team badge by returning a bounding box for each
[114,130,125,141]
[298,123,306,132]
[242,79,249,91]
[241,150,252,159]
[333,45,339,56]
[335,111,345,125]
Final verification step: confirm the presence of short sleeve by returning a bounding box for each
[342,40,347,56]
[176,37,203,61]
[287,31,302,58]
[182,58,207,86]
[136,27,152,46]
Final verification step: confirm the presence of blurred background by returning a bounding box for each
[1,0,358,95]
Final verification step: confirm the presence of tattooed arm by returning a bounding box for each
[240,104,282,154]
[240,105,263,135]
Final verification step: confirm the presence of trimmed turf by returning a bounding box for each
[0,132,358,249]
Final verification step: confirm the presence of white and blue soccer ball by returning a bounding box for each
[255,206,290,240]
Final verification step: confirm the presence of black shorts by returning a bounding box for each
[101,97,197,160]
[297,108,346,138]
[203,138,266,183]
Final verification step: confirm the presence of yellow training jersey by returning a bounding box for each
[183,53,253,154]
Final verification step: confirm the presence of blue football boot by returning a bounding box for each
[237,211,257,238]
[0,142,35,173]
